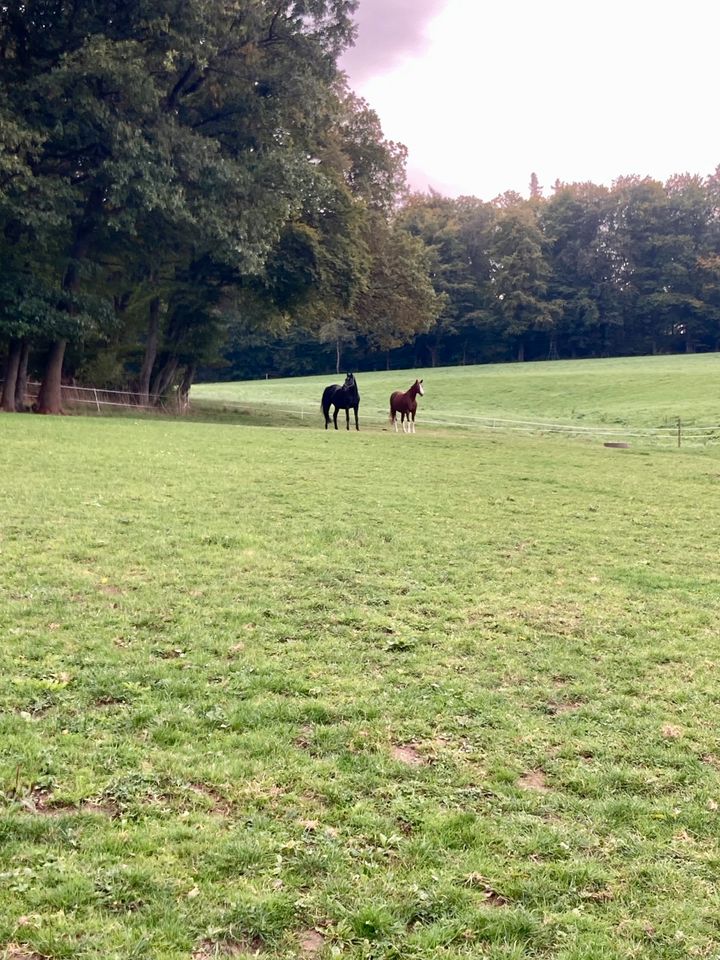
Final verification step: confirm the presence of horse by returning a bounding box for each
[390,378,424,433]
[321,372,360,430]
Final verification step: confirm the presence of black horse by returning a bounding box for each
[321,373,360,430]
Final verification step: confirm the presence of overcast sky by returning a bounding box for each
[339,0,720,201]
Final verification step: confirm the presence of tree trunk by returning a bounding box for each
[1,338,22,412]
[36,189,102,414]
[151,355,179,403]
[517,340,525,362]
[15,340,29,410]
[335,338,341,375]
[547,332,559,360]
[177,363,195,413]
[429,343,439,367]
[138,296,161,404]
[35,339,67,414]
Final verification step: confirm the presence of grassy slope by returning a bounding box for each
[192,353,720,429]
[1,413,720,959]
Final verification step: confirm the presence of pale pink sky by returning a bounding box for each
[340,0,720,201]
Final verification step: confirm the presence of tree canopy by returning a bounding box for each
[2,4,720,404]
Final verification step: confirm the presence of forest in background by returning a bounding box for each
[2,1,720,412]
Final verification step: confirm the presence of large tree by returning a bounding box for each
[0,0,359,411]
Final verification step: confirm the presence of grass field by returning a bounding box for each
[2,362,720,959]
[192,353,720,432]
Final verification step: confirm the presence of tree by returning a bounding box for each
[348,213,445,365]
[490,200,558,361]
[0,0,360,411]
[396,192,495,366]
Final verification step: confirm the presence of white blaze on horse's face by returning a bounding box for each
[417,380,424,396]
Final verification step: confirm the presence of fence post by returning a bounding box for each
[93,388,101,413]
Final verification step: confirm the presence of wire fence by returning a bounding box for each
[191,396,720,448]
[4,380,719,447]
[3,381,181,412]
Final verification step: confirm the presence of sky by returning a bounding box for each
[339,0,720,201]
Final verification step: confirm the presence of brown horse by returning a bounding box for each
[389,379,424,433]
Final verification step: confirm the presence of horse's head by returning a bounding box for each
[416,379,424,396]
[344,373,356,389]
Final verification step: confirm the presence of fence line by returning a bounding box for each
[191,396,720,446]
[3,381,166,411]
[4,381,718,446]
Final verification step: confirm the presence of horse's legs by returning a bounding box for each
[411,412,416,434]
[333,405,339,430]
[345,407,350,430]
[354,404,359,431]
[402,412,408,434]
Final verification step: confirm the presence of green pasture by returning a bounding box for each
[1,404,720,959]
[192,353,720,432]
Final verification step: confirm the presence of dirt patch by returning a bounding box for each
[294,725,314,749]
[546,700,583,716]
[192,937,265,958]
[298,929,326,956]
[661,724,683,739]
[463,873,509,906]
[391,744,424,766]
[92,695,128,709]
[21,790,117,818]
[517,770,549,792]
[188,783,232,817]
[99,584,124,596]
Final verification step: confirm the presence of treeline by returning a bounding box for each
[0,0,443,412]
[2,5,720,410]
[226,172,720,378]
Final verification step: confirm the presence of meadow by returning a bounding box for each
[2,357,720,959]
[191,353,720,433]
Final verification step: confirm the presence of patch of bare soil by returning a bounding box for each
[21,790,117,818]
[517,770,550,792]
[294,725,314,749]
[188,783,233,817]
[661,723,683,739]
[99,584,124,596]
[546,700,584,716]
[92,695,128,709]
[391,744,424,766]
[298,929,326,956]
[463,873,509,906]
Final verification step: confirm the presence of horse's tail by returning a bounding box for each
[321,386,333,420]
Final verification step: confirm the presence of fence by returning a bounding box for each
[4,381,719,447]
[5,381,180,412]
[190,396,720,448]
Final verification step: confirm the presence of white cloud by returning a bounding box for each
[346,0,720,199]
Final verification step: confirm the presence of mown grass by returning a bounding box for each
[2,411,720,959]
[192,353,720,429]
